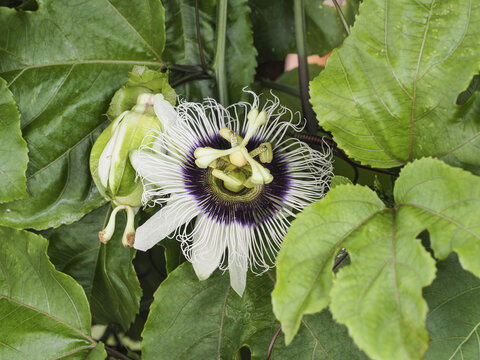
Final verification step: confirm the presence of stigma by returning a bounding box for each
[193,108,274,192]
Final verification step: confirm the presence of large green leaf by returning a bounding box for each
[44,205,141,331]
[424,254,480,360]
[0,227,106,359]
[141,262,366,359]
[395,157,480,276]
[310,0,480,172]
[164,0,256,103]
[0,0,165,229]
[273,158,480,359]
[0,77,28,203]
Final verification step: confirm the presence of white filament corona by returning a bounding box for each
[130,91,332,296]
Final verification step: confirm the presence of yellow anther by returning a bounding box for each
[219,127,243,146]
[248,142,273,163]
[258,143,273,164]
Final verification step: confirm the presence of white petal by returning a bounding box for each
[227,225,251,296]
[134,195,200,251]
[129,149,182,189]
[98,129,118,188]
[154,93,179,131]
[190,215,227,280]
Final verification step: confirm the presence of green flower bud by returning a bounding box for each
[90,93,161,207]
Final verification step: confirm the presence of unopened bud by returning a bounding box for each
[90,93,162,207]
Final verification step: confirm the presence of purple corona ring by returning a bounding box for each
[130,92,332,295]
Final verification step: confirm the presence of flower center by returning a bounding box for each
[193,108,274,193]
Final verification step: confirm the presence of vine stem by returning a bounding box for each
[171,72,210,88]
[214,0,229,105]
[260,78,300,98]
[168,64,204,73]
[332,0,350,35]
[104,345,133,360]
[292,132,398,177]
[293,0,317,135]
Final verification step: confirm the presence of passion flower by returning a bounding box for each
[130,93,332,295]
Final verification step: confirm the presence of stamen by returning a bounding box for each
[242,109,267,146]
[248,142,273,163]
[194,147,236,168]
[240,147,273,184]
[219,127,243,145]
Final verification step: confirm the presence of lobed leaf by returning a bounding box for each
[0,227,106,359]
[310,0,480,172]
[273,158,480,359]
[0,0,165,229]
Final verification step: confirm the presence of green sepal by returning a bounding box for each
[90,95,161,207]
[107,66,177,120]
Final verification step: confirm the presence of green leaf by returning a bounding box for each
[142,263,366,359]
[164,0,257,103]
[424,254,480,360]
[310,0,480,172]
[163,0,216,66]
[0,227,106,359]
[0,77,28,203]
[330,175,352,188]
[163,0,216,102]
[44,205,141,331]
[224,0,257,103]
[0,0,165,229]
[107,66,176,121]
[159,237,185,274]
[305,0,359,57]
[274,157,480,359]
[273,182,436,359]
[395,158,480,278]
[250,0,358,63]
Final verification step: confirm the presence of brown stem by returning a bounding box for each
[171,72,211,88]
[104,345,133,360]
[195,0,211,75]
[332,249,349,270]
[265,326,282,360]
